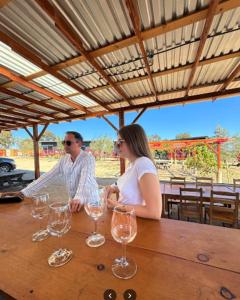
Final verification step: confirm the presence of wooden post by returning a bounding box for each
[217,142,222,183]
[33,124,40,179]
[119,111,125,175]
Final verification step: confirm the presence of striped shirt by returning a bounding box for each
[22,151,98,204]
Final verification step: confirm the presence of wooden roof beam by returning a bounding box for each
[0,86,74,117]
[0,98,56,119]
[0,108,45,122]
[0,66,93,113]
[2,87,240,131]
[44,87,240,123]
[219,62,240,91]
[0,31,109,112]
[79,51,240,94]
[125,0,158,101]
[35,0,132,106]
[212,62,240,100]
[185,0,220,96]
[5,0,236,78]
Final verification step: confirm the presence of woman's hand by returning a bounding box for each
[107,197,119,209]
[104,185,117,201]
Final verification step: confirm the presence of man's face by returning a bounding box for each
[62,133,81,154]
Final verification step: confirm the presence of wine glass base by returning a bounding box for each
[48,248,73,267]
[86,233,105,248]
[32,229,49,242]
[112,257,137,279]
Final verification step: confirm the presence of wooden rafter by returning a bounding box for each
[4,0,236,80]
[218,62,240,91]
[125,0,158,101]
[0,86,74,117]
[2,50,239,99]
[1,88,239,132]
[0,66,92,113]
[185,0,220,96]
[0,108,46,122]
[0,0,10,8]
[131,108,147,124]
[0,31,110,112]
[101,116,118,132]
[212,62,240,101]
[35,0,132,106]
[0,99,55,119]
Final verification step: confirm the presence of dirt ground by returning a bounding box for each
[13,156,240,184]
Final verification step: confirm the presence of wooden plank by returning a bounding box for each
[88,51,240,93]
[24,0,240,73]
[0,202,239,300]
[0,86,74,116]
[125,0,158,101]
[0,31,108,112]
[185,0,220,96]
[36,0,131,106]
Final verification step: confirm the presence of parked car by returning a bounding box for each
[0,157,16,172]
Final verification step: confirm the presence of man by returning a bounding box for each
[19,131,98,212]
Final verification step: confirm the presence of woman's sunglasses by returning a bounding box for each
[115,139,125,147]
[62,140,74,146]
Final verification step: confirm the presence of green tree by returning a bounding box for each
[40,130,57,141]
[175,133,191,140]
[90,136,113,159]
[214,125,228,138]
[185,145,217,175]
[0,131,15,149]
[18,138,33,152]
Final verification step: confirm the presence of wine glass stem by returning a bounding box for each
[122,242,127,264]
[93,219,97,234]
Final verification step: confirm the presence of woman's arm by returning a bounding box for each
[107,173,162,220]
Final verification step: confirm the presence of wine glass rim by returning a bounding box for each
[113,205,135,215]
[32,193,49,200]
[49,201,69,209]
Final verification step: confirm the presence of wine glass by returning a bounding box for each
[111,205,137,279]
[47,201,72,267]
[84,188,105,247]
[31,193,49,242]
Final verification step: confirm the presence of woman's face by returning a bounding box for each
[116,135,131,159]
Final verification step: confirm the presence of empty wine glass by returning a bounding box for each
[84,188,105,247]
[47,201,72,267]
[31,193,49,242]
[111,205,137,279]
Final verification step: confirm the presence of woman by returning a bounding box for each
[105,124,162,220]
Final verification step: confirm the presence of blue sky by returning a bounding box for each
[13,95,240,140]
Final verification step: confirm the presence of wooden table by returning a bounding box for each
[0,199,240,299]
[160,182,237,217]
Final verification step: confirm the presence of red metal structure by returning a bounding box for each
[149,137,230,182]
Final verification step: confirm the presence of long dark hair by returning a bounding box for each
[119,124,153,161]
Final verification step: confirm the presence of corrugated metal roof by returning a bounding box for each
[69,95,98,107]
[0,41,41,76]
[0,0,239,130]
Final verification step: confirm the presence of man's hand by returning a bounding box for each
[69,199,82,213]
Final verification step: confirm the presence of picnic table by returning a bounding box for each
[155,159,171,169]
[0,171,32,190]
[0,198,239,299]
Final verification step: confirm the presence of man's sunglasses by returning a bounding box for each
[62,140,75,146]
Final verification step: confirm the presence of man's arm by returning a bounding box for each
[70,154,97,212]
[21,159,62,197]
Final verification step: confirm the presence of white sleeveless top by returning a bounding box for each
[117,156,157,205]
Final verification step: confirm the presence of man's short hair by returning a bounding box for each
[66,131,83,142]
